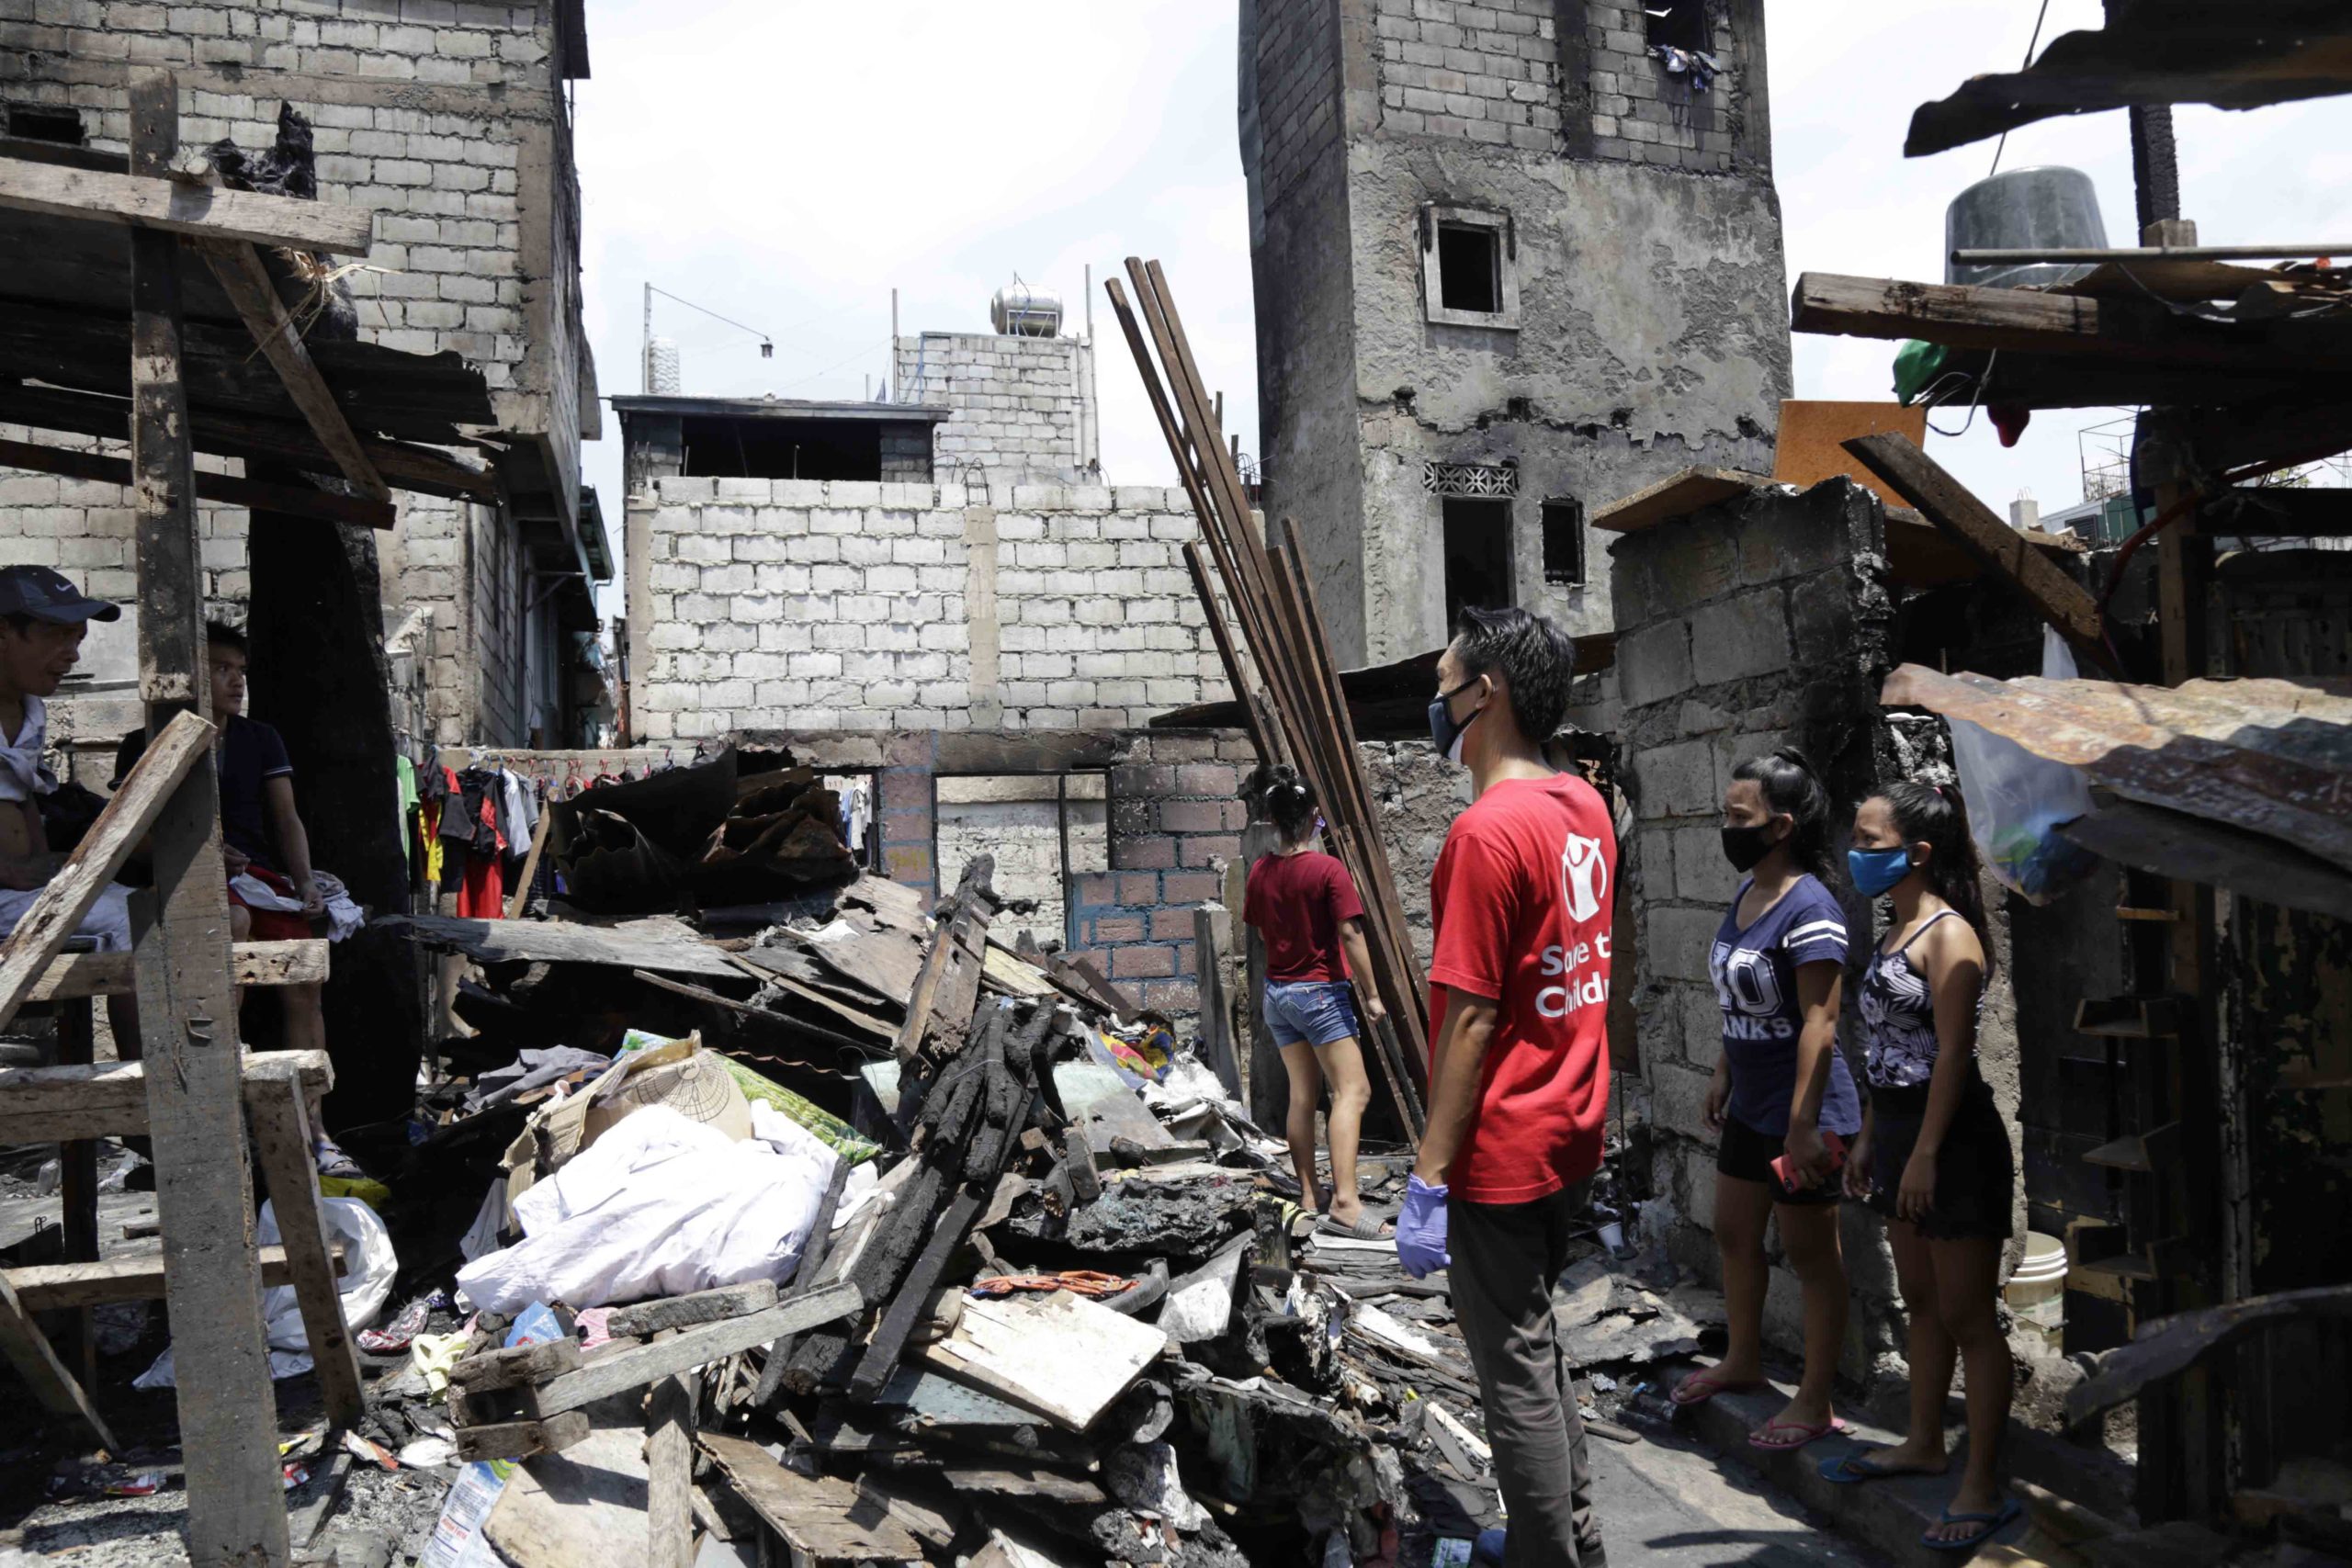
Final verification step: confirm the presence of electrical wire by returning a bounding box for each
[1986,0,2055,178]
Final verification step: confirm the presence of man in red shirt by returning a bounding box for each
[1399,605,1616,1567]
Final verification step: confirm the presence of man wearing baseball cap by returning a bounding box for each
[0,566,138,966]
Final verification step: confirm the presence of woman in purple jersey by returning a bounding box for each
[1670,748,1861,1454]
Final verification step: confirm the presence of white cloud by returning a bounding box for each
[573,0,2352,619]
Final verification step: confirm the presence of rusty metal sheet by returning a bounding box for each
[1881,664,2352,874]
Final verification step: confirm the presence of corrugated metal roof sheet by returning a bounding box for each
[1880,666,2352,877]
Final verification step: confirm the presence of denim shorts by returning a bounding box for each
[1263,979,1362,1048]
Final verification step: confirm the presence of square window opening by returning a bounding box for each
[1437,223,1503,315]
[1542,499,1587,586]
[1645,0,1710,53]
[1443,497,1516,629]
[6,104,84,145]
[933,772,1106,953]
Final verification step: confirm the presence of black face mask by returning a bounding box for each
[1719,822,1782,873]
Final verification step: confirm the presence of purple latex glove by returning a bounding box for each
[1396,1173,1451,1279]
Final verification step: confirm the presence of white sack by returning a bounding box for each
[456,1104,838,1314]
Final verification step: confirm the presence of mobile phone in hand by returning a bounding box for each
[1770,1129,1848,1196]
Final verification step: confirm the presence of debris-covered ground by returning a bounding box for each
[0,749,1849,1566]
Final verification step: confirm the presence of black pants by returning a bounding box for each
[1450,1182,1596,1567]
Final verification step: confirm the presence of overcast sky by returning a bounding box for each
[572,1,2352,611]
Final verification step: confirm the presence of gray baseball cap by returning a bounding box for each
[0,566,122,623]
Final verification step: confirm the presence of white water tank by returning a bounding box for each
[645,335,682,395]
[991,283,1063,338]
[1946,167,2109,290]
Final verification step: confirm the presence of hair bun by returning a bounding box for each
[1770,745,1815,774]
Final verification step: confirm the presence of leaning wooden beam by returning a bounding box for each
[0,152,375,255]
[244,1058,366,1427]
[124,68,290,1563]
[0,1051,332,1145]
[0,707,211,1032]
[521,1281,865,1419]
[30,937,326,1003]
[11,1244,346,1313]
[0,436,394,530]
[1843,434,2116,673]
[0,1266,117,1450]
[194,239,390,502]
[2068,1284,2352,1427]
[894,857,1001,1065]
[1792,271,2348,374]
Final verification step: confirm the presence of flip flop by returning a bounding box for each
[1316,1210,1394,1239]
[1820,1450,1941,1484]
[1747,1416,1849,1451]
[1669,1370,1768,1407]
[1921,1498,2020,1552]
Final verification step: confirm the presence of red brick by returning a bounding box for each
[1112,763,1174,795]
[1117,872,1160,906]
[1091,915,1146,944]
[879,768,933,811]
[884,843,934,885]
[1159,799,1227,834]
[1115,833,1177,871]
[1162,872,1219,903]
[1173,941,1197,976]
[1141,978,1201,1012]
[1065,948,1104,972]
[1175,763,1240,796]
[1074,873,1117,908]
[1112,943,1177,979]
[1149,907,1195,941]
[1181,833,1241,867]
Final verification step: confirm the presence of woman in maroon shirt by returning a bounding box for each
[1241,765,1391,1236]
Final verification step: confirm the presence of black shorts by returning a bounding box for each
[1860,1077,2015,1241]
[1716,1114,1845,1207]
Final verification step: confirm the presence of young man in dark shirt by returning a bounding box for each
[1398,606,1617,1567]
[119,623,326,1055]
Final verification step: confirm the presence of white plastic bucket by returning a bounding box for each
[2005,1231,2067,1357]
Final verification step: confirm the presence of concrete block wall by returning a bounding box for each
[1609,477,1909,1377]
[0,0,583,750]
[1370,0,1561,151]
[892,333,1096,479]
[628,478,1236,739]
[1575,0,1741,173]
[934,773,1108,952]
[1243,0,1345,219]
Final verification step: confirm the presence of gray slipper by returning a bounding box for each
[1316,1210,1394,1239]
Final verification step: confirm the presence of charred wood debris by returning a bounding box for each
[336,744,1710,1567]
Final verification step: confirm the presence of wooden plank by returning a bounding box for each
[447,1335,584,1394]
[125,68,290,1565]
[2069,1284,2352,1427]
[1588,465,1770,535]
[485,1423,651,1568]
[1181,539,1272,764]
[893,857,999,1064]
[920,1290,1168,1432]
[0,1264,117,1450]
[244,1061,365,1427]
[523,1282,863,1418]
[1792,271,2352,373]
[451,1412,591,1464]
[699,1430,924,1565]
[374,912,743,980]
[503,800,554,919]
[643,1329,695,1568]
[0,708,210,1032]
[52,997,96,1393]
[2062,801,2352,921]
[0,1051,333,1145]
[605,1280,777,1338]
[0,152,376,255]
[0,434,395,530]
[1062,955,1139,1026]
[753,1155,850,1407]
[10,1243,344,1312]
[194,238,390,501]
[29,938,327,1002]
[0,377,499,502]
[1843,434,2113,671]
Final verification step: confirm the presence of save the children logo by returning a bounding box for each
[1561,831,1608,923]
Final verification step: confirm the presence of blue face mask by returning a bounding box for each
[1848,846,1914,897]
[1428,678,1486,765]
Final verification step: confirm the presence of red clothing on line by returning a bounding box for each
[1426,773,1618,1204]
[1242,849,1365,984]
[457,851,504,918]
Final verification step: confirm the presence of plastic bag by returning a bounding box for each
[135,1196,399,1387]
[1945,630,2100,903]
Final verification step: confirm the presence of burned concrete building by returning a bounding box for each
[0,0,607,761]
[1238,0,1788,660]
